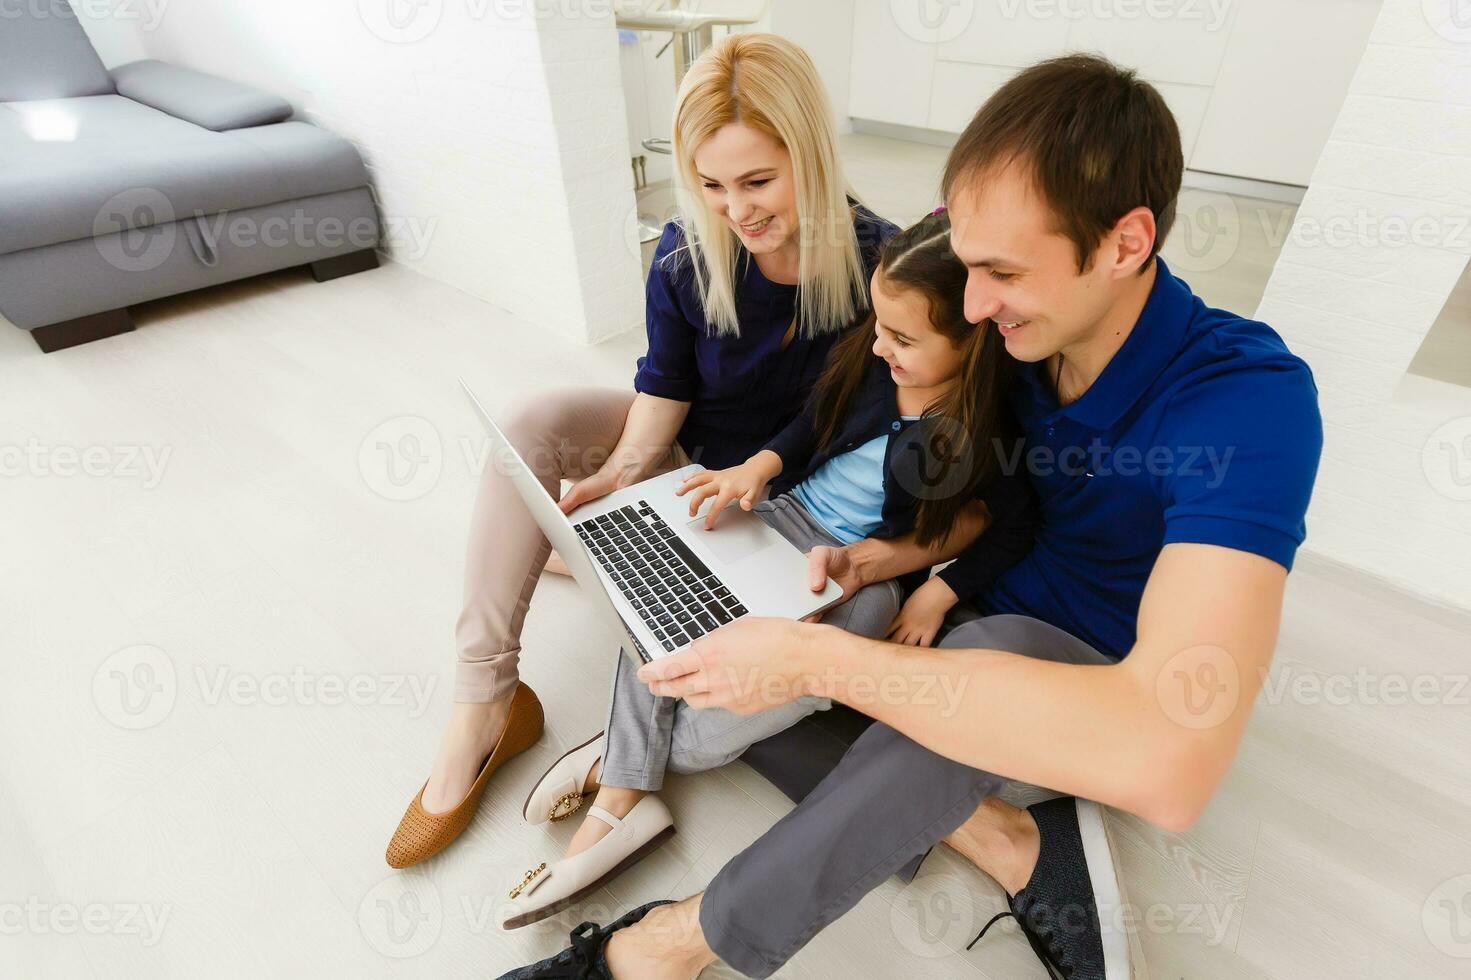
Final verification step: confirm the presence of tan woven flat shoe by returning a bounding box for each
[385,682,544,869]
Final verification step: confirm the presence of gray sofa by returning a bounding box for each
[0,1,381,352]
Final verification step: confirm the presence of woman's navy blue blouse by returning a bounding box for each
[633,204,899,470]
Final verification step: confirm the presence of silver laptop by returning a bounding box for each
[460,379,844,663]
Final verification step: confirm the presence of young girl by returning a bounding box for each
[500,210,1038,928]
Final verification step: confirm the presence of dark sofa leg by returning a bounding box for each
[30,308,136,353]
[310,249,380,283]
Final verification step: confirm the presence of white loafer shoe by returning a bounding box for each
[522,731,603,825]
[500,795,676,930]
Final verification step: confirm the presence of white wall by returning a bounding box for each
[848,0,1383,187]
[72,3,149,67]
[105,1,643,344]
[1257,0,1471,607]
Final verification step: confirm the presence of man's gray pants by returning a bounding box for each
[699,612,1113,978]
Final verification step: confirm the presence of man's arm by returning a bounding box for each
[640,542,1286,832]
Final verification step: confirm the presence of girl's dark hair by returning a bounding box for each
[811,210,1012,548]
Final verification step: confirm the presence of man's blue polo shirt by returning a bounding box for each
[979,258,1323,660]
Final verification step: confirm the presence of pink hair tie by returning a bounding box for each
[928,205,947,216]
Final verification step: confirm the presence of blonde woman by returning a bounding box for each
[385,33,898,869]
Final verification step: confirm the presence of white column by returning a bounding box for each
[1255,0,1471,605]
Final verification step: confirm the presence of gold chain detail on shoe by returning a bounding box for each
[509,862,547,900]
[548,791,583,822]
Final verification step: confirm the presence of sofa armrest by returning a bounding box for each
[111,60,293,131]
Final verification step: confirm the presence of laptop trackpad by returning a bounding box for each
[685,510,776,564]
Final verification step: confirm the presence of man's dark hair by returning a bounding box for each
[941,54,1184,274]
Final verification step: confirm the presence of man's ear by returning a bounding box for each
[1110,206,1158,277]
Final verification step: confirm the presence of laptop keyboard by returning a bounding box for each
[575,500,749,652]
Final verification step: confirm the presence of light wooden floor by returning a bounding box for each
[4,136,1470,980]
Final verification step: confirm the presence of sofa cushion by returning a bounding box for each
[0,0,115,102]
[111,60,294,132]
[0,96,371,256]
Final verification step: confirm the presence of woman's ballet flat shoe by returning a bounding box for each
[385,683,544,869]
[521,731,603,826]
[500,795,676,930]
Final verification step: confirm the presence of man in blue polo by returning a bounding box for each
[506,54,1323,980]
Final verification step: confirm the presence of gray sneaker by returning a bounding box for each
[968,797,1132,979]
[496,900,673,979]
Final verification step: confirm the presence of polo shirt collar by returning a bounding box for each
[1032,257,1195,431]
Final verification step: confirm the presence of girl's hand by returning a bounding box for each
[676,450,782,530]
[886,576,960,647]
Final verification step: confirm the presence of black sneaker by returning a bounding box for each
[496,900,673,979]
[967,797,1132,979]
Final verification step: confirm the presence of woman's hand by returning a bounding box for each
[887,576,960,647]
[558,464,635,515]
[675,450,782,530]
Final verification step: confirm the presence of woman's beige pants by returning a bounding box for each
[452,386,689,703]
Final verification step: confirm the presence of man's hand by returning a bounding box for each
[636,617,826,714]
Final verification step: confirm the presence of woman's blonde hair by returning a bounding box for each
[668,33,866,338]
